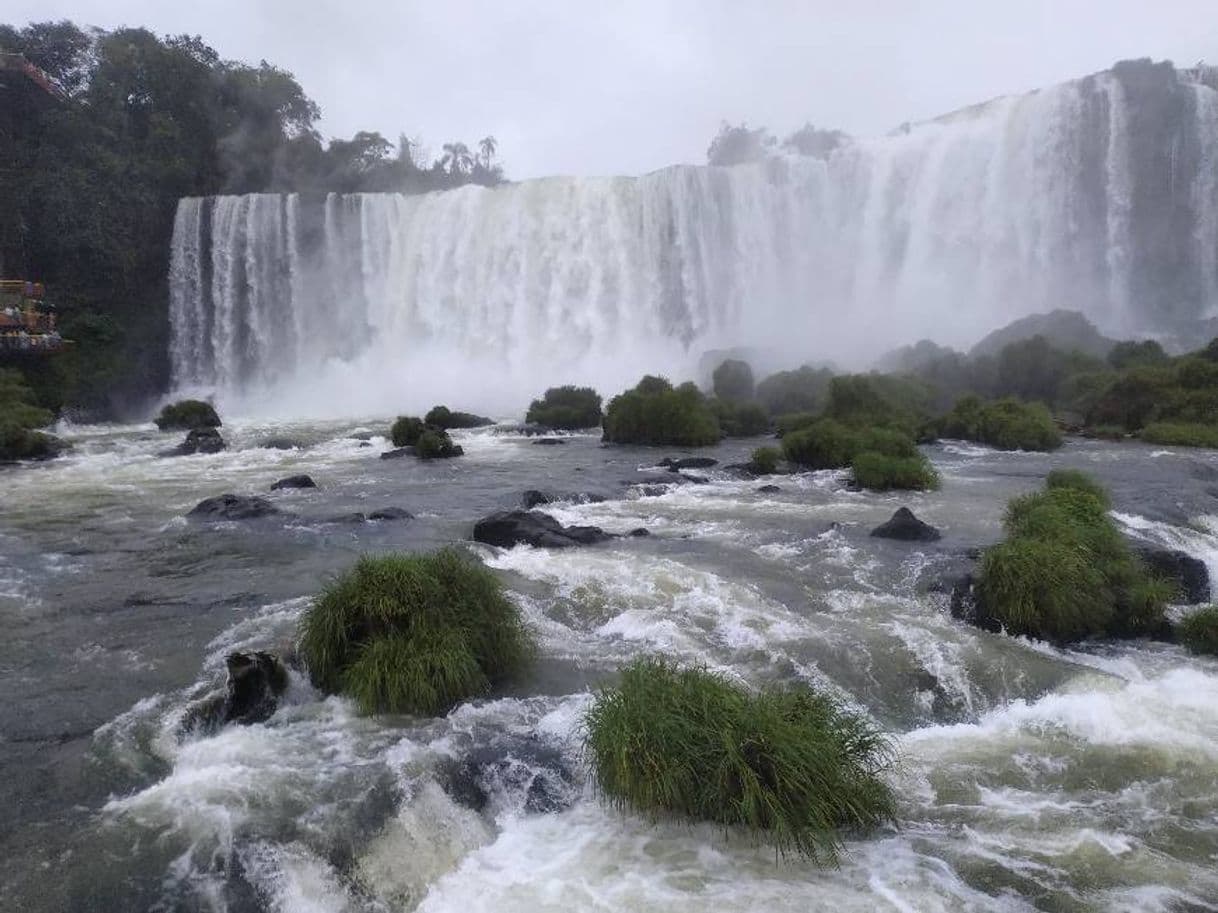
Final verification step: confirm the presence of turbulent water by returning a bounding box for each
[168,61,1218,417]
[3,423,1218,911]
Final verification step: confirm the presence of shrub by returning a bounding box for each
[712,359,755,402]
[391,415,426,447]
[756,366,834,415]
[1139,422,1218,449]
[583,657,897,862]
[850,451,940,492]
[424,405,493,429]
[974,475,1169,644]
[0,368,53,429]
[416,429,463,459]
[824,374,932,434]
[781,418,859,469]
[525,386,602,430]
[0,424,62,461]
[603,376,720,446]
[710,399,770,437]
[938,396,1061,451]
[749,446,781,475]
[154,399,221,431]
[298,550,534,715]
[1178,606,1218,657]
[774,412,819,437]
[1108,339,1168,371]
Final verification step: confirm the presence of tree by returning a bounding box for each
[707,122,774,166]
[440,141,474,175]
[477,135,497,169]
[782,123,849,160]
[712,359,755,401]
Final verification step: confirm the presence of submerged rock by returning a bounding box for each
[757,484,781,493]
[659,456,718,471]
[167,427,227,456]
[380,446,415,460]
[325,512,368,524]
[368,507,413,521]
[531,438,567,446]
[521,489,552,509]
[187,493,279,520]
[1135,546,1210,604]
[871,507,942,542]
[473,510,614,548]
[271,474,316,491]
[440,735,578,815]
[521,490,607,509]
[181,651,289,735]
[260,437,304,450]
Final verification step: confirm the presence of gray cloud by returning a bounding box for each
[8,0,1218,178]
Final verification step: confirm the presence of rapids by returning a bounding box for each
[167,62,1218,419]
[2,422,1218,911]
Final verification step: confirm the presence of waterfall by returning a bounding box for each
[168,63,1218,418]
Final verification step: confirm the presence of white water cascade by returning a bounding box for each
[169,64,1218,418]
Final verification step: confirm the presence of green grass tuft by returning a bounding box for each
[937,395,1061,451]
[748,446,781,475]
[603,376,721,446]
[391,415,426,447]
[584,657,897,863]
[415,429,462,459]
[1139,422,1218,449]
[781,418,859,469]
[154,399,220,431]
[525,385,603,430]
[1045,468,1112,509]
[850,451,940,491]
[298,550,534,715]
[1178,606,1218,656]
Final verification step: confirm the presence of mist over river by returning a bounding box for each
[2,420,1218,911]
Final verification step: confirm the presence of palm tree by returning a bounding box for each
[477,135,497,169]
[440,141,474,176]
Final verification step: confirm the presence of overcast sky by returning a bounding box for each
[8,1,1218,179]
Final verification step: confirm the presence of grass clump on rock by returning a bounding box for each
[424,405,493,430]
[1139,422,1218,449]
[154,398,221,431]
[748,445,781,475]
[851,451,940,492]
[975,473,1171,644]
[391,415,426,447]
[1178,606,1218,657]
[782,419,938,491]
[298,550,534,715]
[584,657,897,862]
[416,428,463,459]
[602,375,720,446]
[709,399,770,437]
[937,395,1062,451]
[0,368,64,462]
[525,385,603,430]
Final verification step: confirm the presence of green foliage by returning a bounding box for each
[584,657,897,862]
[781,419,859,469]
[1108,339,1169,371]
[748,446,781,475]
[525,386,602,430]
[709,399,770,437]
[391,415,426,447]
[711,359,755,402]
[603,376,721,446]
[824,374,932,433]
[937,395,1062,451]
[423,405,492,429]
[774,412,819,437]
[1178,606,1218,657]
[1139,422,1218,449]
[298,550,534,715]
[850,452,940,492]
[756,366,833,415]
[976,476,1168,644]
[0,368,53,429]
[415,429,462,459]
[154,399,221,431]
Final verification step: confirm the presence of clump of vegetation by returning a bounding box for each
[851,452,940,492]
[525,386,602,430]
[0,368,64,462]
[424,405,492,430]
[748,446,781,475]
[711,359,755,402]
[1139,422,1218,449]
[1178,607,1218,657]
[756,366,834,415]
[823,374,933,435]
[937,395,1062,451]
[975,473,1171,644]
[584,657,897,862]
[774,412,819,437]
[781,418,859,469]
[602,376,721,446]
[154,399,221,431]
[416,429,463,459]
[709,399,770,437]
[298,550,534,715]
[391,415,426,447]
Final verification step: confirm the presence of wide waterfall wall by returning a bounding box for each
[169,61,1218,417]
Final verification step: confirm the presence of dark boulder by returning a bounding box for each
[188,494,279,521]
[260,437,304,450]
[627,528,651,538]
[1135,546,1210,604]
[348,431,376,441]
[473,511,613,548]
[757,484,781,493]
[871,507,942,542]
[380,446,415,460]
[522,489,552,509]
[659,456,719,470]
[532,438,567,446]
[181,651,289,735]
[368,507,413,521]
[948,574,1001,633]
[440,736,578,815]
[325,512,367,524]
[522,490,607,509]
[167,427,227,456]
[271,474,316,491]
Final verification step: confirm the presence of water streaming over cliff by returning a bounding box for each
[169,61,1218,416]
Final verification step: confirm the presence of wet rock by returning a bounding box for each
[627,528,651,537]
[368,507,413,521]
[187,494,279,521]
[948,574,1001,633]
[260,437,304,450]
[757,484,781,493]
[380,446,415,460]
[166,427,227,456]
[181,651,289,735]
[522,490,607,509]
[348,431,376,441]
[473,510,613,548]
[522,489,552,509]
[357,441,372,448]
[532,438,567,446]
[871,507,942,542]
[440,736,578,815]
[659,456,718,471]
[271,474,316,491]
[325,512,367,524]
[1135,546,1210,604]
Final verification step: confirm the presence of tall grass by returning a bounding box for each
[1179,606,1218,656]
[299,549,534,715]
[584,657,897,863]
